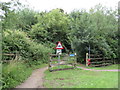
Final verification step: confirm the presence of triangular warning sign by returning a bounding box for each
[55,41,64,49]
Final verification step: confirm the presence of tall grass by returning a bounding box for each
[2,60,47,89]
[2,60,32,89]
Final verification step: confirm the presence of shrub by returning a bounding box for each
[2,29,52,62]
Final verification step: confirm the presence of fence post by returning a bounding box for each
[113,58,115,64]
[75,53,77,67]
[15,52,19,60]
[58,54,60,69]
[86,53,88,67]
[49,54,52,71]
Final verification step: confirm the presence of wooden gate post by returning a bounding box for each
[86,53,88,67]
[73,54,77,68]
[15,52,19,60]
[48,54,52,71]
[58,53,61,69]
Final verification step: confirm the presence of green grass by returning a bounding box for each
[50,60,75,65]
[44,65,118,88]
[50,60,58,64]
[50,65,74,70]
[31,62,48,69]
[50,56,75,64]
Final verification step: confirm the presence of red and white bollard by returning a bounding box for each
[87,59,91,66]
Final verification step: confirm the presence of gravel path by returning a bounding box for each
[77,66,120,72]
[16,67,48,88]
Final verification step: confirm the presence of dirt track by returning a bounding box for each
[16,67,48,88]
[77,66,120,72]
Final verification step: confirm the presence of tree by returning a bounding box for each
[15,8,38,31]
[1,0,22,29]
[30,9,71,52]
[1,0,37,31]
[69,5,118,63]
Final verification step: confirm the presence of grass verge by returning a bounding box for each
[2,60,47,89]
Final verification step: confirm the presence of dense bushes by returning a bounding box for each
[69,7,118,63]
[1,1,118,63]
[30,9,71,52]
[2,29,52,89]
[2,30,52,62]
[2,29,51,89]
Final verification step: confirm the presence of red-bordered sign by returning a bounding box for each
[55,41,64,49]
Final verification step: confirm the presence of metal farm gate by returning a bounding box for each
[48,54,77,72]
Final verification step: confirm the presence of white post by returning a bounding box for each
[58,53,60,68]
[86,53,88,67]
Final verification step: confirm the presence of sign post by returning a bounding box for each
[55,41,64,54]
[86,53,88,66]
[55,41,64,68]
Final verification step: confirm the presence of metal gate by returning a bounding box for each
[48,54,77,72]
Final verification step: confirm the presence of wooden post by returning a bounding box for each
[15,52,19,60]
[58,54,60,69]
[49,54,52,71]
[113,58,115,64]
[86,53,88,66]
[74,54,77,68]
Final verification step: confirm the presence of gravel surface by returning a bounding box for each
[77,66,120,72]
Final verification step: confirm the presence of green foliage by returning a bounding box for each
[69,5,118,62]
[1,1,37,31]
[2,3,118,63]
[15,8,38,31]
[30,9,71,52]
[2,30,52,62]
[1,0,22,30]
